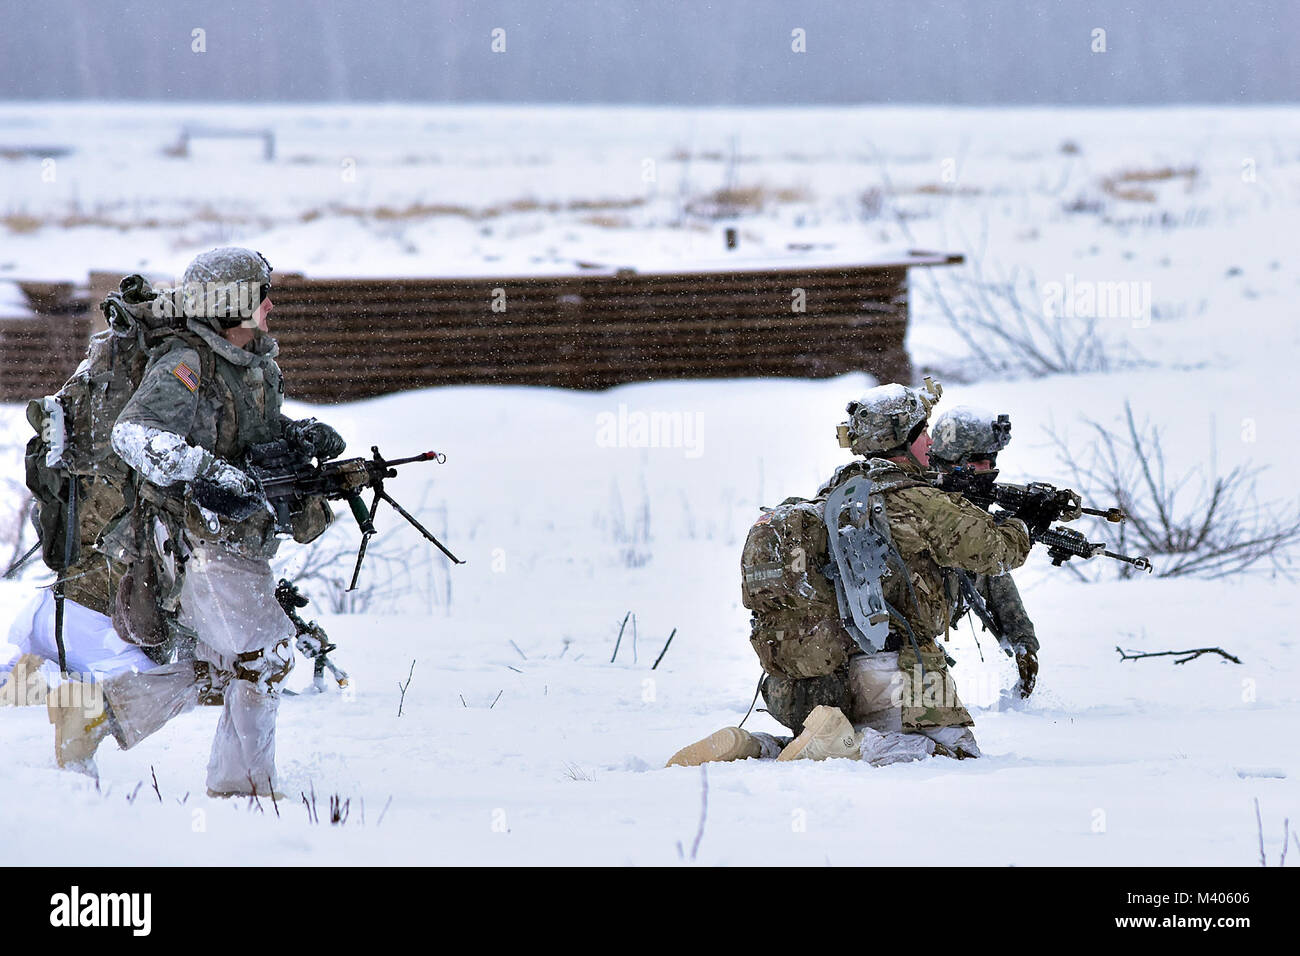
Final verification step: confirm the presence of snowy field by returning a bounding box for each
[1,104,1297,865]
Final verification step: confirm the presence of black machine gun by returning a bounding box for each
[245,441,465,590]
[937,467,1152,573]
[274,578,348,693]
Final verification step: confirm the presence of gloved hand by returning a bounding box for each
[1014,645,1038,698]
[191,456,265,521]
[201,457,257,495]
[1057,490,1084,522]
[1015,497,1061,536]
[287,418,346,462]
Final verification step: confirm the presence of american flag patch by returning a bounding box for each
[173,362,199,392]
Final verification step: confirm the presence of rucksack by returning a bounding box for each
[741,495,855,679]
[741,462,920,680]
[23,277,206,584]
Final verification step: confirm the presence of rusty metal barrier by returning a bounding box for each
[0,253,961,404]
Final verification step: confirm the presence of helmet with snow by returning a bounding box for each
[180,246,272,330]
[930,406,1012,468]
[837,376,943,459]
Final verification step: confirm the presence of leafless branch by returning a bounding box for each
[397,659,415,717]
[1116,646,1242,665]
[1051,403,1300,579]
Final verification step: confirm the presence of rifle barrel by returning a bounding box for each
[384,451,444,467]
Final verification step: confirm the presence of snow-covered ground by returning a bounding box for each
[1,104,1297,864]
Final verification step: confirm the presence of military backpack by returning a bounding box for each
[22,277,210,610]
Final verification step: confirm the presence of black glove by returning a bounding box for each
[1015,496,1062,536]
[191,473,266,522]
[287,418,346,462]
[1014,646,1038,698]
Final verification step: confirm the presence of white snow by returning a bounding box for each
[0,103,1297,865]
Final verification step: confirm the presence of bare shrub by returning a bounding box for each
[924,256,1134,379]
[273,509,425,613]
[1050,403,1300,579]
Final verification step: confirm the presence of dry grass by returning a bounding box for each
[2,213,42,234]
[1102,165,1199,202]
[910,183,984,196]
[580,214,633,229]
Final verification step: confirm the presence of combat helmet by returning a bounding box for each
[180,246,272,329]
[930,406,1011,468]
[837,376,943,463]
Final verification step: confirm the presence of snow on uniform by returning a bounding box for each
[1,589,154,685]
[98,310,326,795]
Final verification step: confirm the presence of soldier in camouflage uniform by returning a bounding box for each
[667,379,1033,768]
[48,248,341,795]
[930,405,1044,697]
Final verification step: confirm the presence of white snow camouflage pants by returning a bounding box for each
[103,544,295,794]
[2,589,155,686]
[846,652,981,764]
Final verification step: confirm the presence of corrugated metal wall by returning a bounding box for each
[0,255,959,403]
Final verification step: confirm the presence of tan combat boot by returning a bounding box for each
[47,683,111,777]
[0,654,47,707]
[666,727,765,767]
[776,705,863,762]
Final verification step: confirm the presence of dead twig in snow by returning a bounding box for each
[397,659,415,716]
[1256,798,1266,866]
[610,611,631,663]
[1115,646,1241,665]
[651,628,678,670]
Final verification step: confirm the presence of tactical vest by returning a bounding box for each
[133,329,285,553]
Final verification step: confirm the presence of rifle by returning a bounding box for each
[938,467,1151,572]
[244,443,464,590]
[274,578,348,692]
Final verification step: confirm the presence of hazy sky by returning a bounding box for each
[2,0,1294,104]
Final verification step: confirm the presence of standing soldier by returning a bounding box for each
[929,406,1049,697]
[47,247,342,796]
[667,380,1034,767]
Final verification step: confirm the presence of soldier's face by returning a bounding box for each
[910,427,932,467]
[252,295,273,332]
[968,457,994,472]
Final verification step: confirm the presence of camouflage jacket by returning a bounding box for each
[963,570,1039,654]
[820,458,1033,652]
[112,322,325,557]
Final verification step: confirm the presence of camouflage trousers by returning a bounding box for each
[761,648,980,759]
[849,648,974,732]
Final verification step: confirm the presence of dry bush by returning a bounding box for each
[926,257,1133,379]
[3,212,43,234]
[1050,403,1300,579]
[274,511,425,614]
